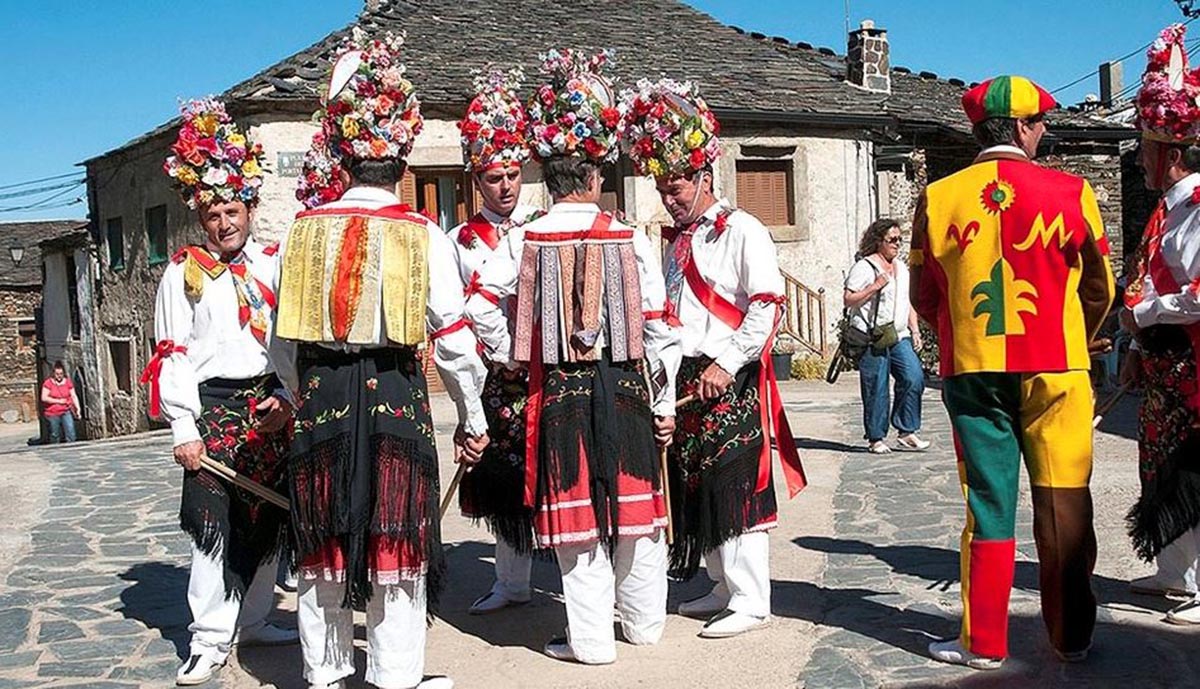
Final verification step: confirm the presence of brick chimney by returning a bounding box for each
[847,19,891,94]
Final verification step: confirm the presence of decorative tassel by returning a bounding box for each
[184,255,205,300]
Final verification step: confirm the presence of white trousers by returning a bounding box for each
[1156,525,1200,594]
[298,577,427,689]
[555,532,667,664]
[187,544,278,661]
[701,531,771,618]
[491,538,533,600]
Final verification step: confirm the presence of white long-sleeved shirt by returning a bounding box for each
[1132,172,1200,329]
[279,185,488,436]
[448,204,540,286]
[466,202,681,416]
[153,238,297,447]
[666,199,786,376]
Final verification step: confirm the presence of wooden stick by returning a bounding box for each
[440,462,467,520]
[199,456,290,511]
[1093,382,1132,428]
[676,394,697,409]
[659,446,674,545]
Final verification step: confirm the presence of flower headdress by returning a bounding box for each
[527,48,623,163]
[163,98,266,210]
[1136,24,1200,143]
[621,79,721,178]
[319,27,424,161]
[459,66,532,172]
[295,129,347,209]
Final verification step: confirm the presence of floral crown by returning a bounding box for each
[319,27,424,161]
[527,48,623,163]
[459,66,532,172]
[163,98,266,210]
[296,129,347,209]
[1136,24,1200,144]
[622,79,721,178]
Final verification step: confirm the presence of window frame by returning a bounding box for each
[145,204,169,266]
[735,158,796,228]
[106,216,125,272]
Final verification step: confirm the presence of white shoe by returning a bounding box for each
[308,682,344,689]
[698,609,770,638]
[868,440,892,454]
[677,592,729,619]
[1131,573,1196,598]
[543,636,614,665]
[417,677,455,689]
[468,589,531,615]
[895,433,931,452]
[236,622,300,647]
[176,654,226,686]
[1166,597,1200,625]
[928,638,1003,670]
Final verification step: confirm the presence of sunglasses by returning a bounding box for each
[884,236,902,245]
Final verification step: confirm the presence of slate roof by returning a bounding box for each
[0,220,86,287]
[86,0,1133,163]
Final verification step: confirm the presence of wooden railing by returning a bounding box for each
[780,269,828,357]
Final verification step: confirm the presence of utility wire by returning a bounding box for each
[0,171,81,191]
[1051,15,1199,95]
[0,179,84,201]
[0,182,84,213]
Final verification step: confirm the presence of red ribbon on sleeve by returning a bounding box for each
[139,340,188,419]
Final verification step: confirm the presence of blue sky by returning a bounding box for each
[0,0,1191,221]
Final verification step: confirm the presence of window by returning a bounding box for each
[146,205,168,265]
[599,161,627,214]
[106,217,125,271]
[16,320,36,349]
[108,339,132,394]
[409,168,472,229]
[736,159,795,227]
[66,254,80,340]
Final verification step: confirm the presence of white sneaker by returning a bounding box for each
[417,677,455,689]
[308,682,344,689]
[698,609,770,638]
[468,589,531,615]
[868,440,892,454]
[928,638,1003,670]
[896,433,931,452]
[176,654,226,686]
[236,622,300,647]
[543,636,614,665]
[677,591,730,619]
[1131,573,1196,598]
[1166,597,1200,625]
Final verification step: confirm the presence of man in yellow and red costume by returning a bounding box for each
[910,75,1115,669]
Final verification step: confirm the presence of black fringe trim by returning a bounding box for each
[1128,443,1200,562]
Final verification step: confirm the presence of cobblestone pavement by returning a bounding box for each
[798,383,1200,688]
[2,382,1199,688]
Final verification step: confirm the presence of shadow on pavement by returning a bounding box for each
[780,536,1200,687]
[118,561,193,659]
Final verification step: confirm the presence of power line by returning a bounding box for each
[0,182,84,213]
[1051,15,1199,95]
[0,179,84,201]
[0,171,82,191]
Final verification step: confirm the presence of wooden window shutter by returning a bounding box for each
[736,160,794,226]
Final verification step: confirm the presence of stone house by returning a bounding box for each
[79,0,1144,438]
[0,220,85,424]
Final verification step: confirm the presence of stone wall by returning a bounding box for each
[0,287,40,420]
[1040,143,1126,269]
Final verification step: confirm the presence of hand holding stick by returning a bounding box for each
[199,455,290,510]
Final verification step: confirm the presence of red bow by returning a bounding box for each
[139,340,188,419]
[1190,186,1200,207]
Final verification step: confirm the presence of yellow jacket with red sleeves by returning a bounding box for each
[909,150,1116,378]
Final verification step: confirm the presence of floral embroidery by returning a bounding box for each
[366,377,378,390]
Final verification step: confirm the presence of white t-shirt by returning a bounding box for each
[845,256,911,339]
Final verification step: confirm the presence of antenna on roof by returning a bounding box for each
[844,0,851,36]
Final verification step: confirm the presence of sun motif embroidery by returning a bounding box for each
[980,179,1016,214]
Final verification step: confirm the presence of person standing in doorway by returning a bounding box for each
[41,361,80,443]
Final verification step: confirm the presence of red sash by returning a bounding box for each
[681,258,807,498]
[139,340,188,419]
[459,214,501,250]
[1147,242,1200,414]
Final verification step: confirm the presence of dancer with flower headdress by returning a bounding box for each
[1119,24,1200,626]
[466,48,680,665]
[448,66,544,616]
[152,98,299,685]
[275,28,488,689]
[622,79,807,639]
[909,75,1114,669]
